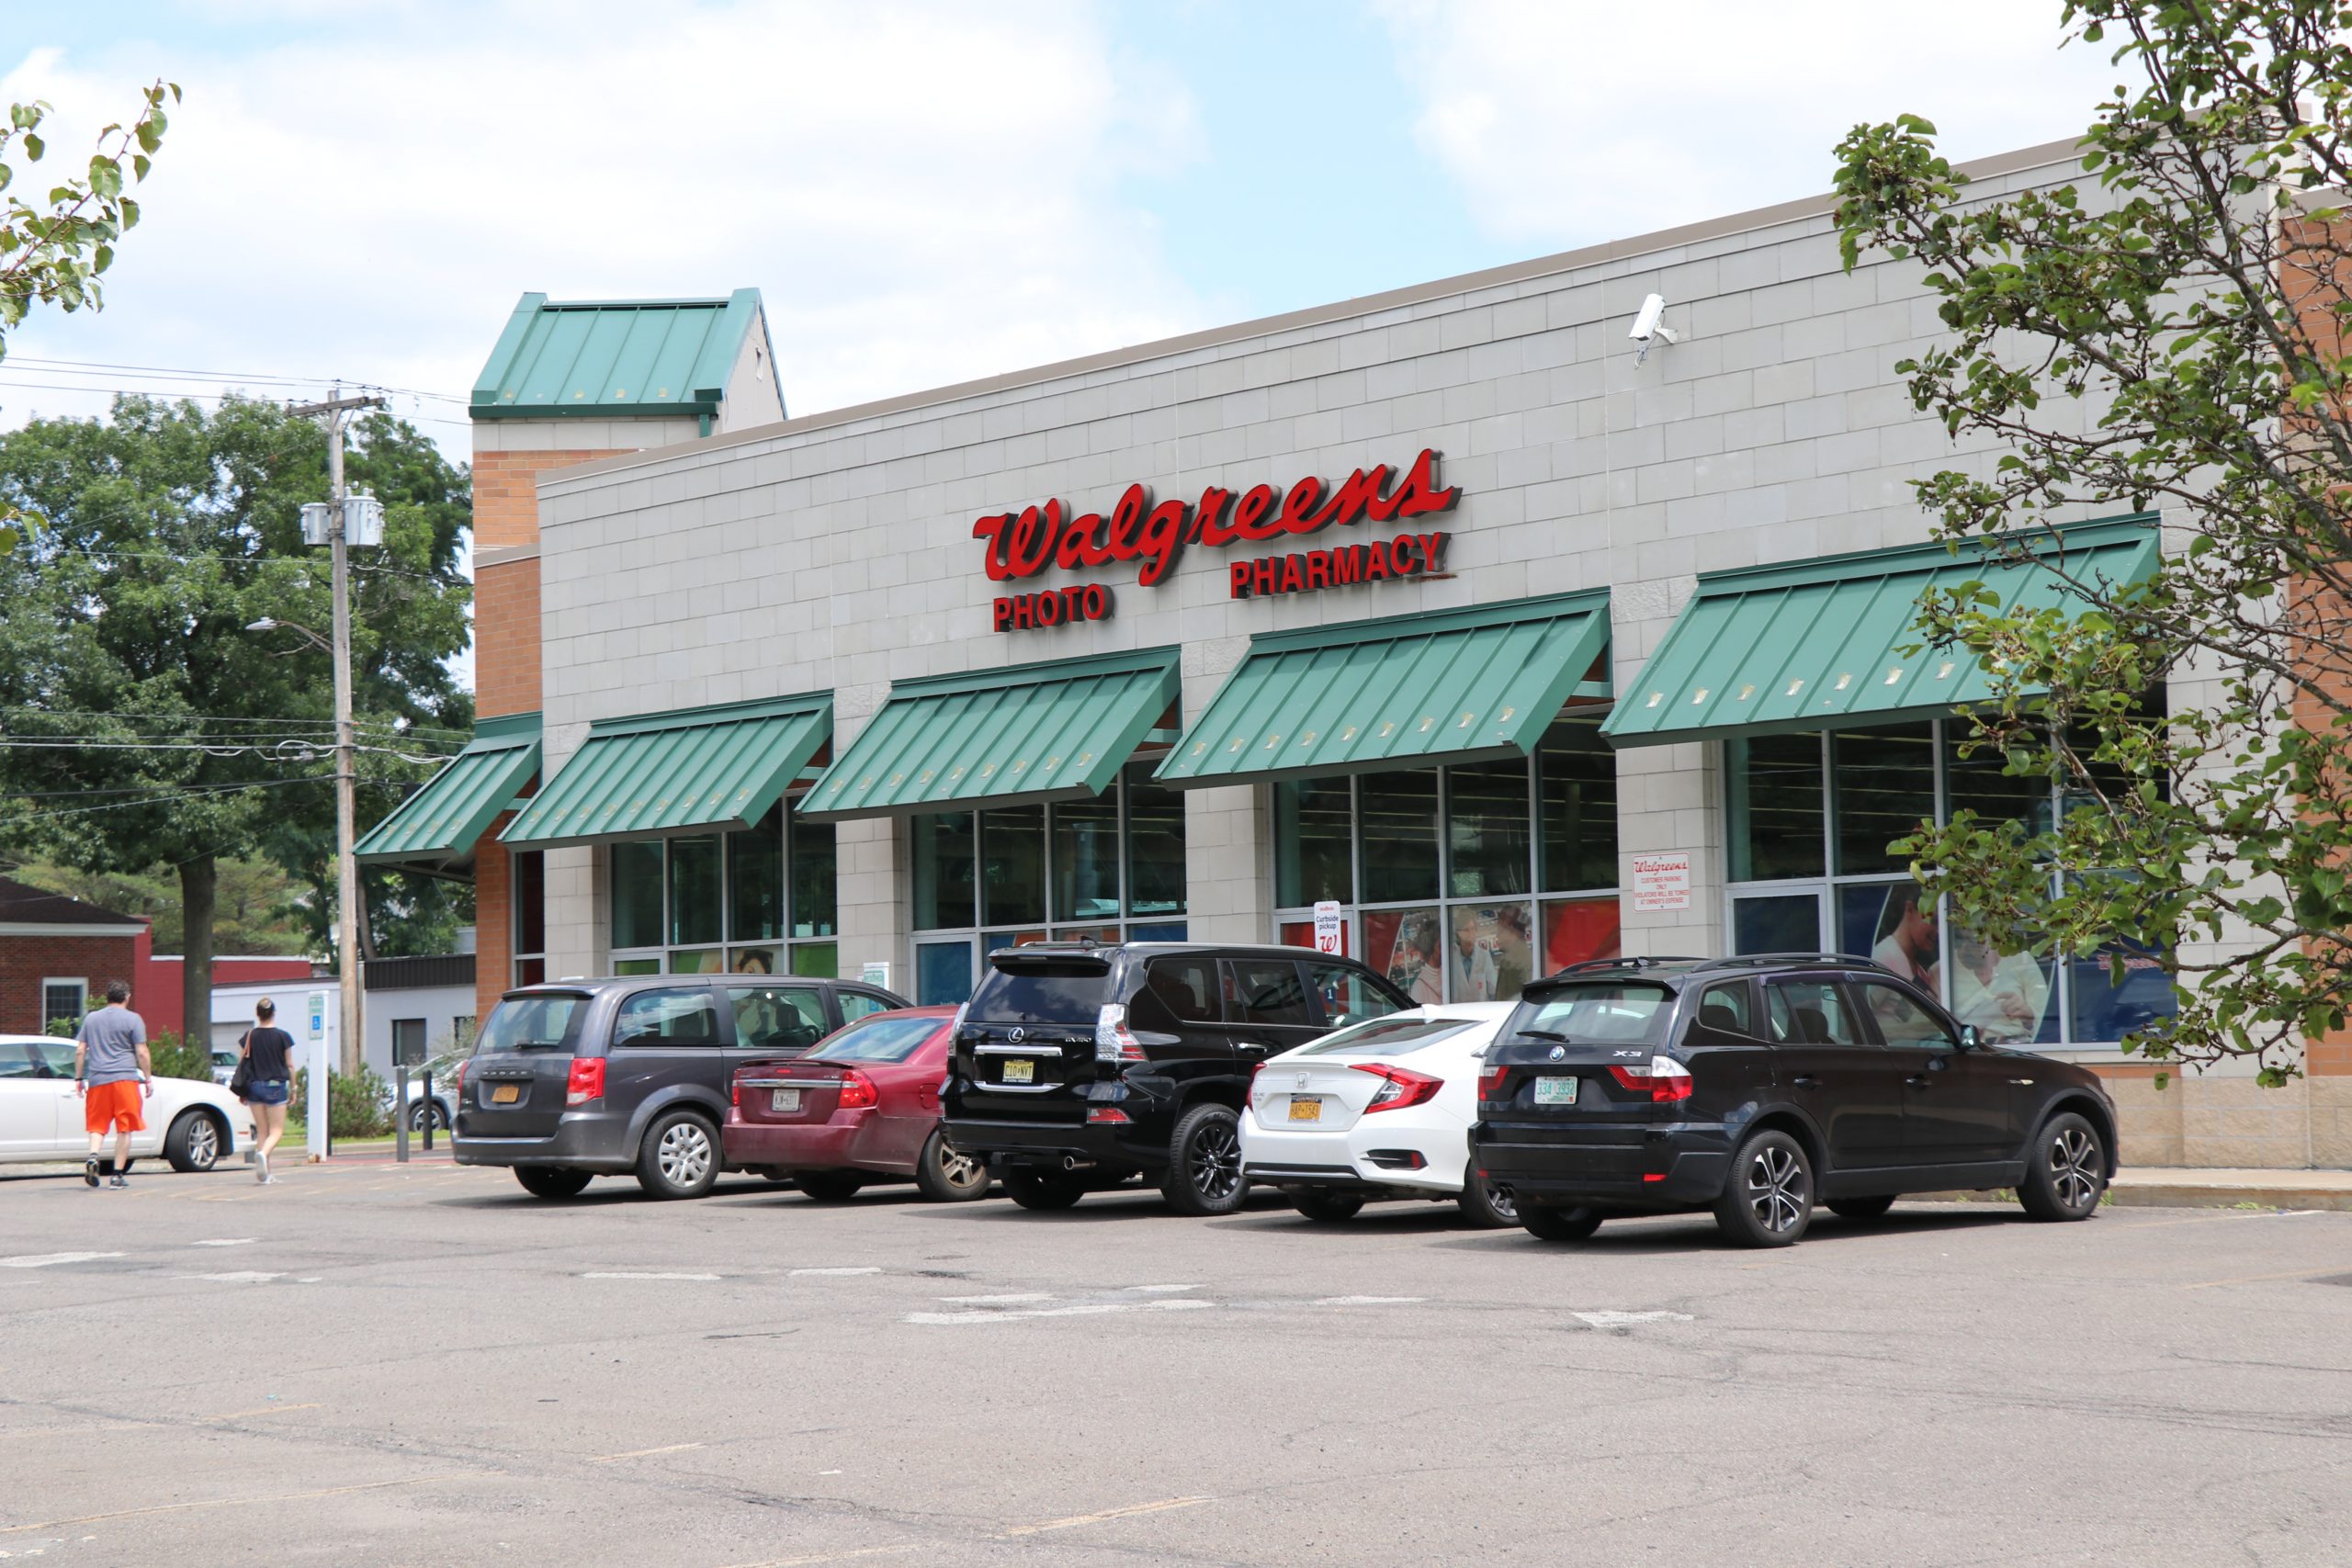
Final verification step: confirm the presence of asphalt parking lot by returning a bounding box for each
[4,1160,2349,1568]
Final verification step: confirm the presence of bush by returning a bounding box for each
[290,1065,394,1138]
[146,1030,213,1083]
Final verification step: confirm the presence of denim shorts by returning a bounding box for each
[246,1077,289,1106]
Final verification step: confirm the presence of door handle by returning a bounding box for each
[1905,1074,1930,1089]
[1790,1075,1817,1089]
[1234,1041,1272,1054]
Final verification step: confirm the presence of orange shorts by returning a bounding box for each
[85,1080,145,1134]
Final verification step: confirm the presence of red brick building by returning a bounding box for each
[0,874,143,1035]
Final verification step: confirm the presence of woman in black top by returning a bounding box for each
[239,998,297,1184]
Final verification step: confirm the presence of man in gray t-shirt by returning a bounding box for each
[74,981,153,1190]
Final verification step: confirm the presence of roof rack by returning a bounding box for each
[1535,952,1895,983]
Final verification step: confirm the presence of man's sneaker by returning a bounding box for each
[83,1158,100,1189]
[107,1174,128,1189]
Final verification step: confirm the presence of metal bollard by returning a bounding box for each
[395,1064,410,1163]
[421,1069,435,1152]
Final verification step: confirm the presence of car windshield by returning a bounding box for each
[967,962,1113,1025]
[1297,1017,1480,1056]
[475,994,583,1053]
[1509,984,1673,1045]
[808,1013,942,1065]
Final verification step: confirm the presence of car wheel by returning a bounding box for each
[635,1110,721,1200]
[1159,1102,1249,1216]
[1520,1203,1603,1242]
[1826,1195,1896,1221]
[1713,1129,1814,1247]
[1457,1173,1521,1229]
[164,1110,221,1173]
[514,1165,594,1199]
[2018,1111,2108,1222]
[796,1170,865,1202]
[410,1100,450,1132]
[1290,1188,1365,1223]
[1002,1167,1087,1212]
[913,1129,990,1202]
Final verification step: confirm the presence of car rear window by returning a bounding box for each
[1297,1017,1480,1056]
[1507,983,1673,1045]
[475,994,584,1053]
[968,961,1114,1024]
[808,1013,942,1064]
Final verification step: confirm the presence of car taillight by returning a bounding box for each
[1095,1003,1147,1063]
[565,1056,605,1107]
[1352,1063,1442,1114]
[729,1079,740,1109]
[453,1059,467,1095]
[1087,1106,1131,1124]
[1477,1064,1509,1100]
[1607,1055,1695,1103]
[837,1069,879,1110]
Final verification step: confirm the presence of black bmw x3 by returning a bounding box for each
[1470,954,2119,1248]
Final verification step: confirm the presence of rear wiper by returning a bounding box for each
[1513,1028,1570,1043]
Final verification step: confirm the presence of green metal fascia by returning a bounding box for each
[1600,517,2160,749]
[1154,591,1611,789]
[468,291,764,421]
[497,693,832,848]
[799,648,1182,821]
[356,729,541,868]
[473,709,542,743]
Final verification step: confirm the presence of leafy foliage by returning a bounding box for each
[146,1031,212,1084]
[4,855,316,954]
[293,1064,394,1138]
[1830,1,2352,1082]
[0,79,176,548]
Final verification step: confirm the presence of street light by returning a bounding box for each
[244,616,330,650]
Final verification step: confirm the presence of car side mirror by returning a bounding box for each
[1958,1025,1982,1050]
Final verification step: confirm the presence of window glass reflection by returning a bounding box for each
[1537,718,1617,892]
[1728,733,1826,880]
[1125,773,1189,916]
[611,840,663,950]
[1838,881,1938,991]
[727,806,784,942]
[911,812,975,931]
[1831,724,1937,876]
[791,813,837,936]
[1052,793,1121,925]
[667,835,723,947]
[1360,771,1440,904]
[979,807,1046,927]
[1447,760,1532,899]
[1274,777,1354,907]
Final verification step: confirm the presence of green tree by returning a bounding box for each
[1830,0,2352,1084]
[0,395,471,1042]
[5,854,316,954]
[2,79,176,547]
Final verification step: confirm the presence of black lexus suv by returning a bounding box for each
[941,941,1413,1214]
[1470,954,2119,1248]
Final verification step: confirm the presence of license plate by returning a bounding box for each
[1001,1059,1035,1085]
[1533,1076,1578,1106]
[1288,1096,1321,1122]
[770,1088,801,1113]
[491,1084,520,1105]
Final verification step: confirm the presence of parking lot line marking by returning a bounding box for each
[581,1271,721,1281]
[177,1271,287,1283]
[189,1238,256,1247]
[789,1267,881,1277]
[198,1404,322,1422]
[999,1495,1210,1536]
[2181,1267,2340,1290]
[938,1293,1053,1304]
[1573,1310,1696,1328]
[1313,1295,1425,1305]
[0,1252,125,1269]
[715,1543,919,1568]
[0,1472,476,1534]
[589,1442,705,1462]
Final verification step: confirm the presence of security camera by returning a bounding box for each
[1629,292,1679,362]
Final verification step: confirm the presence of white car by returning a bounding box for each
[0,1034,253,1173]
[1240,1002,1521,1226]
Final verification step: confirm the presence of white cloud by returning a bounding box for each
[1374,0,2127,244]
[0,1,1207,441]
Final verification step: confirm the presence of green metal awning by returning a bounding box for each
[498,694,831,848]
[799,649,1181,821]
[1154,591,1611,788]
[356,712,540,874]
[1600,517,2161,748]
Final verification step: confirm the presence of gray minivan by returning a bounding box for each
[453,974,907,1200]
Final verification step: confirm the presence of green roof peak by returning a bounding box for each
[469,288,779,423]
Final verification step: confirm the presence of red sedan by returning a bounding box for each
[724,1006,989,1202]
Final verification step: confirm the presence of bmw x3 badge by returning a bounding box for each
[1548,1045,1566,1061]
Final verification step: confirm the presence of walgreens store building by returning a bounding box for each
[361,136,2346,1169]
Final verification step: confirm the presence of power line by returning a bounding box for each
[0,707,475,740]
[0,775,332,821]
[3,355,468,404]
[44,546,468,585]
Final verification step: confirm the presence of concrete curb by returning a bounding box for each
[2105,1182,2352,1212]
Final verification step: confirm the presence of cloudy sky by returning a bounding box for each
[3,0,2131,445]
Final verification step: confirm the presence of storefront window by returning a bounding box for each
[513,848,547,987]
[607,805,840,978]
[908,764,1191,1004]
[1724,711,2176,1047]
[1272,719,1621,1001]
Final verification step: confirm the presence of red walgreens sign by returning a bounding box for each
[977,448,1459,630]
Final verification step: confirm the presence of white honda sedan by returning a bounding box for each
[1240,1002,1520,1226]
[0,1035,253,1173]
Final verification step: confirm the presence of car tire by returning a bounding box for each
[1291,1188,1365,1223]
[1826,1195,1896,1221]
[635,1110,721,1200]
[1457,1173,1521,1229]
[1002,1167,1087,1211]
[410,1100,450,1132]
[1714,1129,1814,1248]
[164,1110,222,1173]
[913,1129,990,1202]
[2018,1111,2108,1222]
[1159,1102,1249,1216]
[797,1170,865,1202]
[514,1165,594,1200]
[1519,1203,1603,1242]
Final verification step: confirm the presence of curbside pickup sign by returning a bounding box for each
[1630,854,1692,913]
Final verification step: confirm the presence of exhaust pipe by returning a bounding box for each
[1062,1155,1096,1171]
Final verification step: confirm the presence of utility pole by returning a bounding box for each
[289,389,386,1157]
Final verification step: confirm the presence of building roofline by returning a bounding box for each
[536,134,2086,491]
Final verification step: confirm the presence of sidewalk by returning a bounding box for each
[2108,1166,2352,1212]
